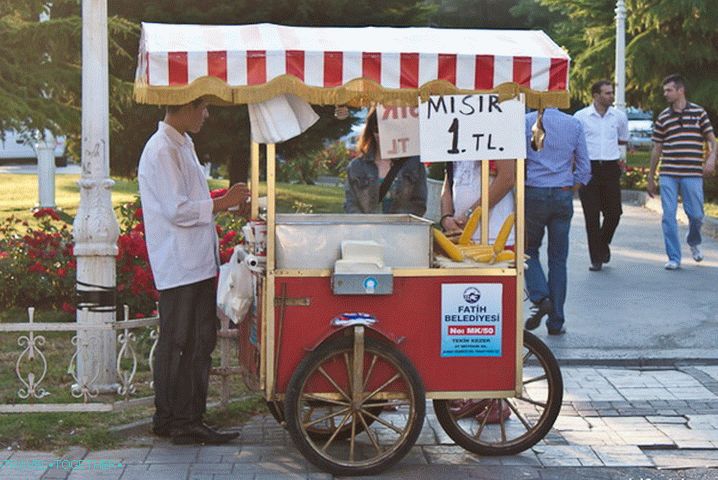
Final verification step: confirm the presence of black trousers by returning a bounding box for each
[153,278,218,431]
[579,160,623,265]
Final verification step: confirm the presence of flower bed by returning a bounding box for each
[0,190,246,318]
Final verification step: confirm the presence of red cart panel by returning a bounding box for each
[273,275,517,395]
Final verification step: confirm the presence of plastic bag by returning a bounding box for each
[217,246,257,324]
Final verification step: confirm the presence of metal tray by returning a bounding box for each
[275,214,433,269]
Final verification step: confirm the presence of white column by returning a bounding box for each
[614,0,627,112]
[72,0,119,392]
[35,140,56,208]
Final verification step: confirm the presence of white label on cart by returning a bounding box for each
[419,94,526,162]
[441,283,502,357]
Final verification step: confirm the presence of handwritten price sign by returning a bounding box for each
[418,94,526,162]
[376,105,420,160]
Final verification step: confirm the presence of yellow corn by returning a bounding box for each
[457,244,495,255]
[433,228,464,262]
[495,250,516,262]
[458,208,482,245]
[470,252,495,263]
[493,212,515,253]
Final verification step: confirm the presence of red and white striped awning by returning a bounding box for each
[134,23,570,108]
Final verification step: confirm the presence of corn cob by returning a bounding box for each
[432,228,464,262]
[458,208,482,245]
[457,244,495,255]
[493,212,515,254]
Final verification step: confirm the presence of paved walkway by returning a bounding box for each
[3,364,718,479]
[531,199,718,363]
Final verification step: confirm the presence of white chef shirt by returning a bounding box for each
[573,104,628,161]
[138,122,218,290]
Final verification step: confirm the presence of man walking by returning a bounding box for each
[574,80,629,271]
[647,74,716,270]
[523,109,591,335]
[139,97,249,444]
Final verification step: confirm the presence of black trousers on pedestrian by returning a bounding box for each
[153,278,218,431]
[579,160,623,265]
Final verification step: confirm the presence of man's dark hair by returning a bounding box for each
[662,74,686,90]
[591,80,613,96]
[165,97,206,114]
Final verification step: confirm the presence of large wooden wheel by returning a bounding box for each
[284,330,425,476]
[433,331,563,455]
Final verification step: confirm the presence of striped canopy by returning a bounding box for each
[134,22,570,108]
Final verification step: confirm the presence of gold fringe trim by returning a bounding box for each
[133,75,569,109]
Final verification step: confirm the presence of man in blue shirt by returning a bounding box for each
[523,109,591,335]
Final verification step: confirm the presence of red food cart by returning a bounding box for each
[134,22,570,476]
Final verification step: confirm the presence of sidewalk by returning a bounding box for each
[3,365,718,479]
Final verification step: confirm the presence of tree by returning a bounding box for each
[516,0,718,123]
[0,1,135,158]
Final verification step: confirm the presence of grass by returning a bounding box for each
[0,174,345,223]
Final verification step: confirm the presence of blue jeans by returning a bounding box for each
[659,175,704,263]
[525,187,574,331]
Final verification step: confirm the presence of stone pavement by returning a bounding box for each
[3,365,718,479]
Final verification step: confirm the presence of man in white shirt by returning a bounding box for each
[574,80,629,272]
[138,97,249,445]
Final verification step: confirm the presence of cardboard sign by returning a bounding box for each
[441,283,503,357]
[419,94,526,162]
[376,105,420,159]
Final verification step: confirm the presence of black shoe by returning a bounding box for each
[547,326,566,335]
[171,423,239,445]
[152,425,171,438]
[525,298,552,331]
[589,263,602,271]
[603,247,611,264]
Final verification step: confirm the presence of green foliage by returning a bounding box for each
[523,0,718,124]
[0,2,136,159]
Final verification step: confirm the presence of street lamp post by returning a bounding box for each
[72,0,119,393]
[615,0,627,113]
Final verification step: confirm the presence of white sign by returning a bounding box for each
[441,283,503,357]
[377,105,420,159]
[419,94,526,162]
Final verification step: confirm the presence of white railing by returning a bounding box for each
[0,306,238,413]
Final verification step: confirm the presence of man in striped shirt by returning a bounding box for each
[648,74,716,270]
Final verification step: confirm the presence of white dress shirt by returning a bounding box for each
[138,122,218,290]
[573,104,628,160]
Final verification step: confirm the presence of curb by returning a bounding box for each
[622,189,718,239]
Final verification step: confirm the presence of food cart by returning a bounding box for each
[134,22,570,476]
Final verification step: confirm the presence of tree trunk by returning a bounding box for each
[229,152,250,186]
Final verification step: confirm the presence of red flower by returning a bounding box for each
[57,267,66,278]
[33,208,60,221]
[134,207,143,220]
[62,302,76,314]
[28,261,46,273]
[220,230,237,246]
[0,251,7,260]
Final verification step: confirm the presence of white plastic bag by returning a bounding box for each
[217,246,256,324]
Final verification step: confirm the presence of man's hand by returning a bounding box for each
[213,183,250,213]
[572,183,582,192]
[704,156,716,177]
[441,216,463,235]
[647,176,657,198]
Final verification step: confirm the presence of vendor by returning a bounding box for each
[343,106,427,216]
[439,160,515,245]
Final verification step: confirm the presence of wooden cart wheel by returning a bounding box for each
[284,333,425,476]
[265,399,381,441]
[432,331,563,456]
